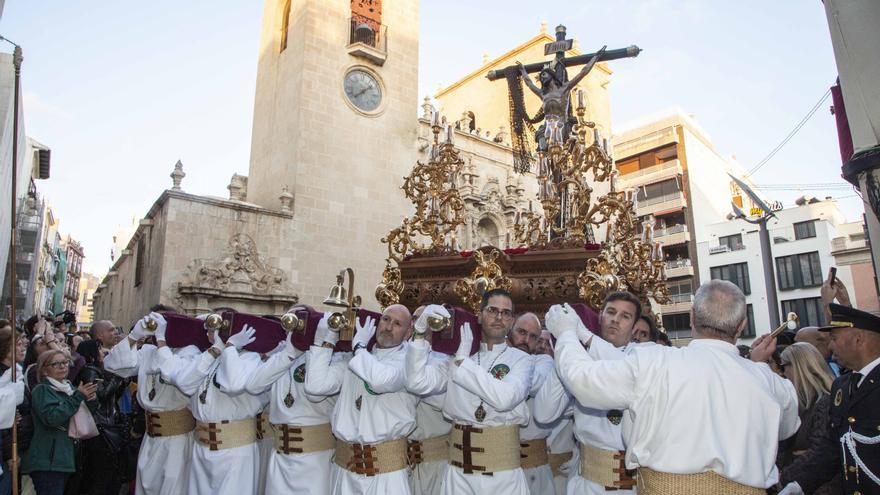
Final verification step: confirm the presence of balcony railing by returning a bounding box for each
[638,191,684,208]
[655,224,687,237]
[348,18,387,65]
[668,293,694,304]
[664,259,692,270]
[619,160,682,181]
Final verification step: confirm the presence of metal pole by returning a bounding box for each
[8,43,22,495]
[759,218,780,329]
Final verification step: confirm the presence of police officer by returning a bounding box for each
[780,303,880,495]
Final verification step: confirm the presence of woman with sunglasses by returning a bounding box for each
[21,349,97,495]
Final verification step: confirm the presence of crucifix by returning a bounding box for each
[487,25,640,173]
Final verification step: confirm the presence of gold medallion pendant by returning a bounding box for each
[284,393,295,408]
[148,388,156,401]
[607,409,623,425]
[834,389,843,406]
[475,403,487,422]
[355,396,363,411]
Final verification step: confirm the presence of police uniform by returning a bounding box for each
[782,304,880,495]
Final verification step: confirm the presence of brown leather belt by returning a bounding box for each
[334,438,408,476]
[195,419,257,451]
[145,409,195,438]
[520,438,549,469]
[449,423,521,475]
[255,412,269,440]
[272,423,335,455]
[637,468,764,495]
[407,435,449,465]
[579,442,635,490]
[549,452,573,477]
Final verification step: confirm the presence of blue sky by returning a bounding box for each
[1,1,859,276]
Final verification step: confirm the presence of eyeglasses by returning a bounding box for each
[484,306,514,320]
[47,360,70,369]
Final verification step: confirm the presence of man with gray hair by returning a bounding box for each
[547,280,800,493]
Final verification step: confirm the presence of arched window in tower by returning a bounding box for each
[280,0,292,52]
[350,0,382,47]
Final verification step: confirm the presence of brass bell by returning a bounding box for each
[426,315,451,332]
[323,273,349,308]
[327,312,349,331]
[203,313,224,332]
[144,318,158,331]
[280,312,304,333]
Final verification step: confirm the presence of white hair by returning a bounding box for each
[693,280,746,339]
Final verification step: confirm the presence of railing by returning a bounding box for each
[655,224,687,237]
[667,293,694,304]
[664,259,692,270]
[349,18,387,52]
[637,191,684,208]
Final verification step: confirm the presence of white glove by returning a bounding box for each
[227,324,257,350]
[414,304,450,335]
[283,330,299,358]
[129,316,149,341]
[151,312,168,343]
[195,313,210,321]
[544,304,581,339]
[352,316,376,350]
[313,312,338,347]
[560,303,592,343]
[778,482,804,495]
[455,323,474,362]
[266,340,287,357]
[210,330,224,353]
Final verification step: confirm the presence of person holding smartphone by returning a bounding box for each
[70,340,128,495]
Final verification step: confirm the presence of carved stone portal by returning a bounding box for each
[176,233,298,315]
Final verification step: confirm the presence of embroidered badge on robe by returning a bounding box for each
[293,364,306,383]
[490,364,510,380]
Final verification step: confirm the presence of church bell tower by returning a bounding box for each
[247,0,420,305]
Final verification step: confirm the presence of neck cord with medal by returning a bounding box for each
[474,346,507,422]
[284,365,296,408]
[148,373,167,401]
[198,360,222,405]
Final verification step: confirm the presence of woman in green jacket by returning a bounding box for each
[22,349,97,495]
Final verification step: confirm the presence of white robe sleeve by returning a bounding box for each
[586,333,626,361]
[758,362,801,440]
[0,369,24,429]
[533,367,571,424]
[405,339,448,396]
[246,350,298,395]
[452,355,532,412]
[103,337,140,378]
[348,349,406,394]
[216,348,261,396]
[305,346,345,396]
[170,349,216,397]
[529,355,555,396]
[554,331,638,411]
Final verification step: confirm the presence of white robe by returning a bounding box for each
[440,343,533,495]
[306,343,417,495]
[521,355,556,495]
[554,332,801,489]
[170,347,264,495]
[0,364,25,476]
[405,340,453,495]
[104,340,199,495]
[246,349,336,495]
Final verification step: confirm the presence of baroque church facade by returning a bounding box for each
[93,0,614,325]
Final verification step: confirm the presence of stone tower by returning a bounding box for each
[247,0,420,305]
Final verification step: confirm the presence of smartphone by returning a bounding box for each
[828,267,837,287]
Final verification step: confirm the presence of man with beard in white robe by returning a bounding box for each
[508,313,556,495]
[306,304,417,495]
[548,281,800,493]
[405,304,454,495]
[103,312,199,495]
[441,288,533,495]
[246,312,337,495]
[169,323,263,495]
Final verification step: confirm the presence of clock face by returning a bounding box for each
[344,69,382,113]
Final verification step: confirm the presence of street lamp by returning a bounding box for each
[727,174,780,332]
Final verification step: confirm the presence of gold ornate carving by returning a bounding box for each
[454,248,512,313]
